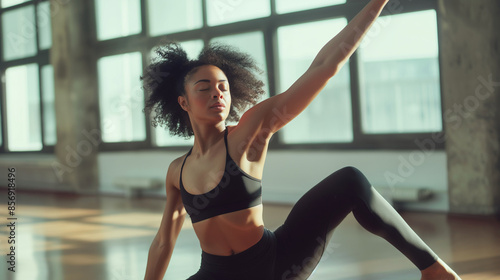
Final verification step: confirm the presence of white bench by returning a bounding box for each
[113,177,163,198]
[375,186,434,205]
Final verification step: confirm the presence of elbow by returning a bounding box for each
[311,60,341,79]
[312,51,350,77]
[151,233,171,248]
[151,238,169,250]
[326,65,341,78]
[318,64,341,80]
[150,237,163,248]
[325,57,348,77]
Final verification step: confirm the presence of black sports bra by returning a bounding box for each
[179,128,262,223]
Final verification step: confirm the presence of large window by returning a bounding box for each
[359,10,441,134]
[0,0,54,153]
[93,0,443,150]
[1,0,442,153]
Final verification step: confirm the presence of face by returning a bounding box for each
[178,65,231,125]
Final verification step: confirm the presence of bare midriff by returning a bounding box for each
[192,204,265,256]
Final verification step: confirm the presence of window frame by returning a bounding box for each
[0,0,53,154]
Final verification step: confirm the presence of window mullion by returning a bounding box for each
[349,49,363,146]
[33,0,41,52]
[201,0,209,46]
[0,7,3,64]
[345,8,363,146]
[264,21,282,147]
[270,0,276,16]
[0,71,5,152]
[38,61,46,149]
[141,48,153,147]
[34,1,46,150]
[140,0,148,37]
[201,0,208,28]
[0,6,4,152]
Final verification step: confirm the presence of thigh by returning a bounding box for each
[186,272,207,280]
[273,168,358,279]
[186,270,215,280]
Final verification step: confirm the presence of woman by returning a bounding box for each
[142,0,461,279]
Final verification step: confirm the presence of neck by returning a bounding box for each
[190,122,226,156]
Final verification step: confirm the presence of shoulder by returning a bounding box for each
[166,151,191,191]
[226,123,271,163]
[227,125,237,134]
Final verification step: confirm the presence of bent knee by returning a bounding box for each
[336,166,366,182]
[334,166,372,197]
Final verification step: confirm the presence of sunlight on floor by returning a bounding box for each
[1,194,499,280]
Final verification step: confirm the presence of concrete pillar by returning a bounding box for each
[49,0,99,193]
[438,0,500,215]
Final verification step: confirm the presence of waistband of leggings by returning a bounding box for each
[200,227,275,266]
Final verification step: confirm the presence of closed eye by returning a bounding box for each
[219,84,229,92]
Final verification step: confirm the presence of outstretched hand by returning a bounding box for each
[311,0,390,73]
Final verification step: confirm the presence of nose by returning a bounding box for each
[212,89,223,99]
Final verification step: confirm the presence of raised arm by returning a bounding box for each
[238,0,389,136]
[309,0,390,76]
[144,161,186,280]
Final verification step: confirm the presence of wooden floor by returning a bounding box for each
[1,191,499,280]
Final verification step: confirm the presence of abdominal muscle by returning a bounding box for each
[192,204,265,256]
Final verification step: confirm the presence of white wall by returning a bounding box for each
[0,149,448,212]
[98,149,449,212]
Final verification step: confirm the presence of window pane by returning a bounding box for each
[148,0,202,36]
[1,0,29,8]
[211,31,269,100]
[153,127,194,147]
[2,5,37,61]
[37,1,52,50]
[276,0,345,14]
[5,64,42,151]
[359,10,442,134]
[95,0,141,41]
[277,18,352,144]
[206,0,270,26]
[97,52,146,142]
[41,65,56,145]
[179,40,204,60]
[150,40,204,62]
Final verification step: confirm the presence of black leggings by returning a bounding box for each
[187,166,438,280]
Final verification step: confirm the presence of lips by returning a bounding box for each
[210,102,225,109]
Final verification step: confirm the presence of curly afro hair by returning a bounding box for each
[141,42,266,139]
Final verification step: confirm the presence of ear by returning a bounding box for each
[178,95,189,112]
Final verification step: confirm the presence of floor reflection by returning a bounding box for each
[0,191,499,280]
